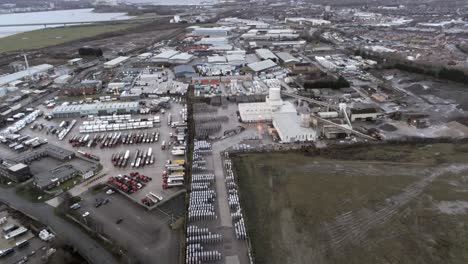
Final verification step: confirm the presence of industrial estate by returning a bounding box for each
[0,0,467,264]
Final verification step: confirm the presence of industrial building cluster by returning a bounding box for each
[0,1,467,264]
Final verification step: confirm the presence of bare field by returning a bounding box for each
[233,143,468,264]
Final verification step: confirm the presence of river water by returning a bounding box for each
[0,8,133,38]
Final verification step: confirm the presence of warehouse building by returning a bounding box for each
[104,56,130,69]
[208,55,227,64]
[247,59,278,72]
[14,144,75,163]
[255,48,279,62]
[152,50,180,63]
[191,27,231,37]
[174,65,197,78]
[276,52,301,64]
[52,102,139,118]
[68,58,83,66]
[34,164,80,190]
[168,53,194,64]
[137,52,153,60]
[226,54,246,66]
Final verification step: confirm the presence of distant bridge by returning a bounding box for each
[0,16,168,28]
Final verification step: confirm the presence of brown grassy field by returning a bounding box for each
[233,143,468,264]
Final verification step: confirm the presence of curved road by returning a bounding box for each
[0,187,117,264]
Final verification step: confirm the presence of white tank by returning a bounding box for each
[268,87,281,101]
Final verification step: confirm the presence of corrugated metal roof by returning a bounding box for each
[169,53,194,61]
[104,56,129,66]
[0,64,53,86]
[275,52,300,63]
[154,50,179,59]
[247,59,277,72]
[255,49,278,60]
[174,65,195,74]
[53,102,139,114]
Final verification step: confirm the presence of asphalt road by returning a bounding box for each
[0,187,118,264]
[210,132,253,264]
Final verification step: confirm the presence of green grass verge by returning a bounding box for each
[0,24,133,53]
[48,176,82,192]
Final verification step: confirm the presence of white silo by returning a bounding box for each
[268,87,281,102]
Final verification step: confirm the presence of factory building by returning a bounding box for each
[52,102,139,118]
[350,104,381,121]
[238,83,317,143]
[273,113,316,143]
[0,161,31,182]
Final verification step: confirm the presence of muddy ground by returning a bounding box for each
[233,143,468,264]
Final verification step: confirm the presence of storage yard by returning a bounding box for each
[232,143,468,264]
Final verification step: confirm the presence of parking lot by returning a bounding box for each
[71,189,183,264]
[20,97,188,206]
[0,210,55,264]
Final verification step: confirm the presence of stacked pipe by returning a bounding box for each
[191,174,215,183]
[188,190,216,222]
[186,140,224,263]
[223,157,248,240]
[186,226,223,263]
[191,182,211,191]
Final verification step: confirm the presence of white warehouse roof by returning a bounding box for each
[255,49,278,61]
[276,52,300,63]
[0,64,53,87]
[197,37,229,45]
[273,112,317,143]
[208,55,227,63]
[104,56,130,67]
[226,54,246,64]
[53,102,138,114]
[169,53,194,62]
[247,59,277,72]
[154,50,180,59]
